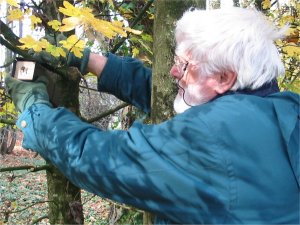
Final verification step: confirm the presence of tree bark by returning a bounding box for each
[37,0,84,222]
[151,0,206,124]
[42,66,83,224]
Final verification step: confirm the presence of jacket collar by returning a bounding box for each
[223,79,280,97]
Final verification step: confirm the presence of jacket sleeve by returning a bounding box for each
[98,53,152,114]
[17,103,227,224]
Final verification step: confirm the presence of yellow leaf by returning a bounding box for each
[6,0,19,7]
[111,25,127,37]
[262,0,271,9]
[280,16,295,25]
[7,9,24,21]
[46,45,60,57]
[18,35,43,52]
[11,201,17,209]
[30,15,42,29]
[59,17,82,32]
[285,28,297,36]
[59,35,85,54]
[282,45,300,59]
[107,0,114,8]
[25,8,31,14]
[124,27,142,35]
[39,38,51,49]
[48,20,61,31]
[71,47,83,58]
[58,47,67,57]
[112,20,123,28]
[93,20,117,39]
[132,47,139,57]
[59,1,80,17]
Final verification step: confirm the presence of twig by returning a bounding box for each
[0,165,51,173]
[83,102,129,123]
[82,194,96,205]
[0,118,16,126]
[111,0,154,53]
[1,201,53,214]
[0,58,15,68]
[31,215,49,225]
[79,85,99,92]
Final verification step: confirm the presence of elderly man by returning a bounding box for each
[5,7,299,224]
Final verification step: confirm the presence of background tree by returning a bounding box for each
[151,0,205,122]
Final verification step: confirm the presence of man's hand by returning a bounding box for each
[5,76,52,112]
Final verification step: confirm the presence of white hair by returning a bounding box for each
[175,7,286,90]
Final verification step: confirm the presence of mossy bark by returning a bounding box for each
[39,0,84,224]
[43,67,83,224]
[151,0,206,124]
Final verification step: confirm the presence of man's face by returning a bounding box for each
[170,55,218,114]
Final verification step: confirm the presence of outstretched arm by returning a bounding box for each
[85,52,152,113]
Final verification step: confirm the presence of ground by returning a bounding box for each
[0,147,110,224]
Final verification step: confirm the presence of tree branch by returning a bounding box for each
[111,0,155,53]
[0,118,16,126]
[31,215,49,225]
[0,20,21,46]
[82,102,129,123]
[0,58,15,68]
[0,20,69,78]
[1,201,53,214]
[0,165,51,173]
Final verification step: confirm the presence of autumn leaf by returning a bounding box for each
[58,1,81,17]
[58,0,141,39]
[45,45,66,57]
[18,35,43,52]
[7,9,24,21]
[262,0,271,9]
[282,45,300,59]
[25,8,31,15]
[11,201,17,209]
[39,38,52,50]
[48,20,61,31]
[59,35,85,58]
[1,0,19,7]
[59,17,83,32]
[30,15,42,29]
[124,27,142,35]
[132,47,139,57]
[92,20,118,39]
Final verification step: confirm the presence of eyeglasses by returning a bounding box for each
[174,55,189,76]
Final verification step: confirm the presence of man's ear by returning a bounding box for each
[214,71,237,94]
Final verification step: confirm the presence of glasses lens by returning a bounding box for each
[174,56,188,73]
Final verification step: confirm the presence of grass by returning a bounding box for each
[0,148,111,224]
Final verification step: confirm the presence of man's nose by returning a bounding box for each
[170,65,181,79]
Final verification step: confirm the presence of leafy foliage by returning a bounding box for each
[260,0,299,92]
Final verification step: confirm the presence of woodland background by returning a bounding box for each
[0,0,299,224]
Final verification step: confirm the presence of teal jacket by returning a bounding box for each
[17,54,299,224]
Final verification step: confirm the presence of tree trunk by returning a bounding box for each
[38,1,84,224]
[43,67,83,224]
[147,1,206,223]
[151,0,206,124]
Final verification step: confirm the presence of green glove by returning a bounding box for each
[67,48,91,74]
[5,76,52,112]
